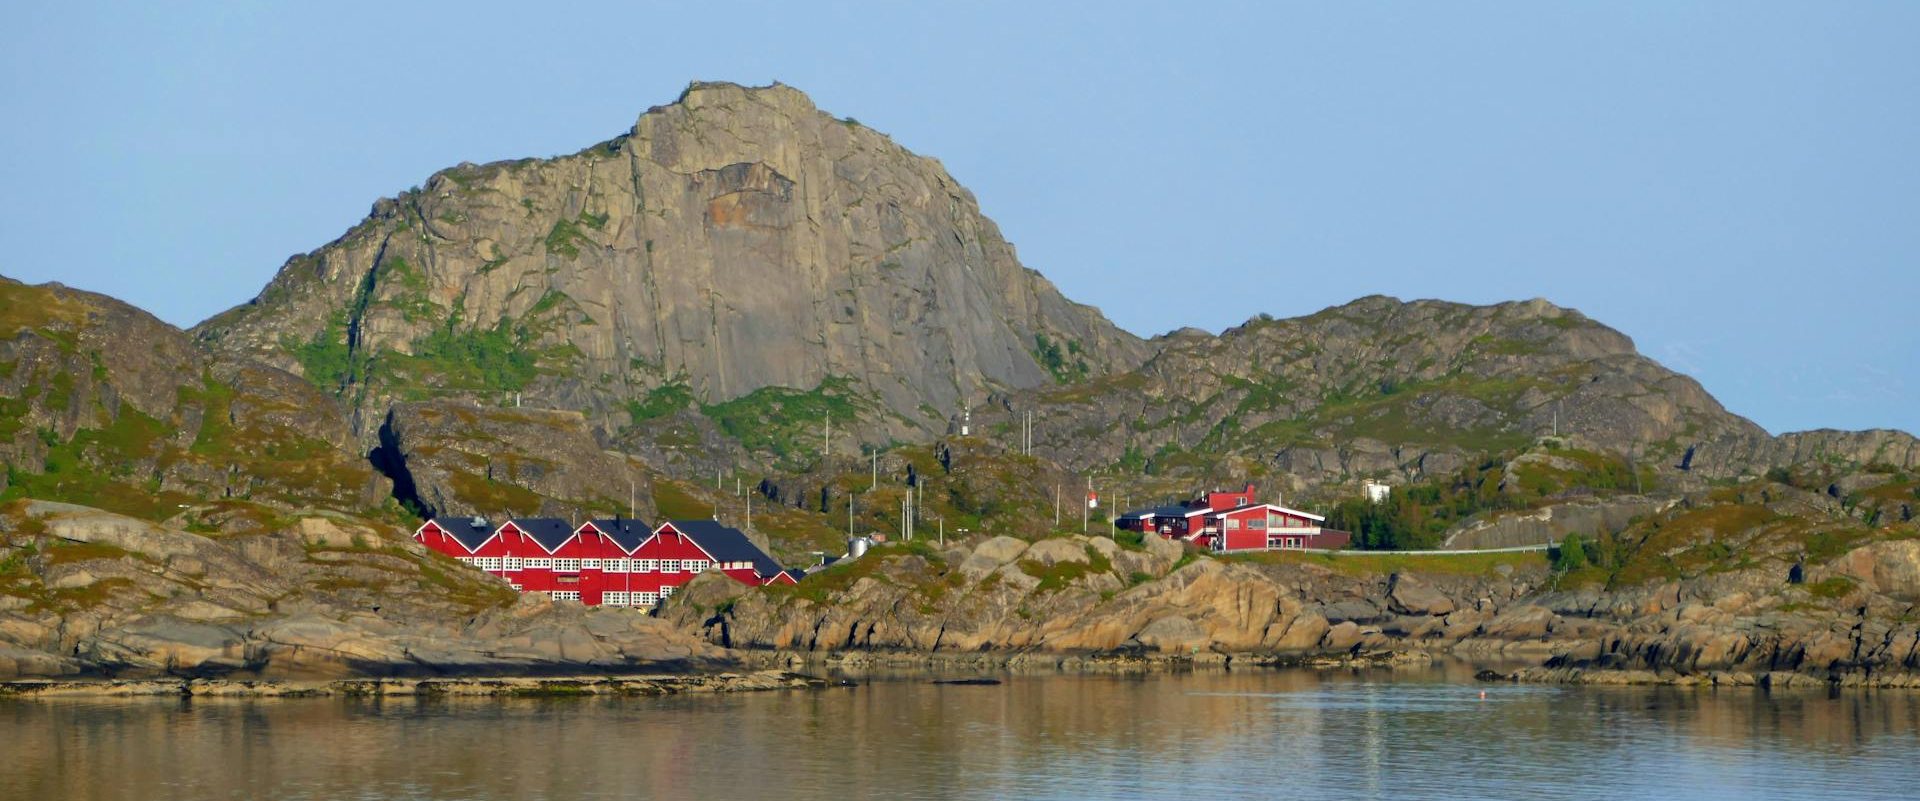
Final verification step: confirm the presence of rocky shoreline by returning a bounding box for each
[0,669,836,699]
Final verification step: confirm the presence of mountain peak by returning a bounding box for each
[193,81,1148,467]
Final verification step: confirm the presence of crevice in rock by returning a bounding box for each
[368,408,431,519]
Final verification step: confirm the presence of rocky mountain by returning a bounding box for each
[192,81,1148,459]
[976,295,1919,498]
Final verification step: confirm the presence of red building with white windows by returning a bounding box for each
[1116,483,1350,552]
[412,516,795,607]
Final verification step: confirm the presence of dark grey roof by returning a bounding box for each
[508,518,576,552]
[429,517,496,552]
[585,518,652,552]
[667,519,783,577]
[1119,505,1192,521]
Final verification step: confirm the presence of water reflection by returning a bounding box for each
[5,669,1917,801]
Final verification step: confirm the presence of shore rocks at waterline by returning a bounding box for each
[662,532,1920,685]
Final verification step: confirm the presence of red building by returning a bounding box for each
[411,516,794,607]
[1115,483,1350,552]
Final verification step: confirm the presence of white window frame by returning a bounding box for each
[581,559,600,570]
[662,560,680,574]
[602,591,628,607]
[636,591,660,606]
[550,590,580,602]
[555,559,581,573]
[526,557,552,569]
[687,559,710,573]
[659,585,676,597]
[638,559,658,573]
[502,557,521,571]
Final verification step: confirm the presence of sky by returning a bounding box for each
[2,2,1915,435]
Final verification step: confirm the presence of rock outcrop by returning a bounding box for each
[0,500,721,679]
[659,488,1920,684]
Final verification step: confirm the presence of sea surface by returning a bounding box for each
[6,666,1919,801]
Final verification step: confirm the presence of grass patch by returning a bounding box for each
[1229,548,1547,578]
[625,383,694,424]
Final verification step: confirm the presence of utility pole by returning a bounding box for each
[848,494,855,537]
[939,517,945,546]
[746,493,752,532]
[825,416,831,460]
[1054,484,1060,528]
[871,450,878,491]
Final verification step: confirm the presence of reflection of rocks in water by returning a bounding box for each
[5,671,1917,800]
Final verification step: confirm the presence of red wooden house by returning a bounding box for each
[412,516,796,607]
[1115,483,1350,552]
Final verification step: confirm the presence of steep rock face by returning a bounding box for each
[378,400,656,521]
[193,82,1148,452]
[983,295,1917,493]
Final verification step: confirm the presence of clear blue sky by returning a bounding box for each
[3,2,1915,435]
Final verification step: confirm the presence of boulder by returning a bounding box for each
[1387,573,1456,616]
[971,536,1030,566]
[1022,538,1091,567]
[1133,615,1209,653]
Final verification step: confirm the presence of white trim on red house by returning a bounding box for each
[496,521,576,555]
[414,520,498,555]
[643,522,723,566]
[1213,503,1326,522]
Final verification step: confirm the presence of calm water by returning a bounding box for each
[6,667,1919,801]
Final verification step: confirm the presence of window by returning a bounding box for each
[456,557,474,565]
[1248,517,1266,530]
[686,559,710,572]
[661,560,680,573]
[503,557,521,571]
[605,559,627,573]
[550,590,581,602]
[476,557,502,571]
[602,591,628,607]
[526,558,552,569]
[555,559,581,572]
[635,592,660,606]
[509,584,523,591]
[660,586,676,597]
[638,559,658,573]
[1225,518,1240,530]
[582,559,601,570]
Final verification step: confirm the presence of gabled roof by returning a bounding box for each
[425,517,496,553]
[504,518,576,553]
[582,518,652,553]
[1119,505,1194,521]
[1216,503,1326,523]
[662,520,783,578]
[765,568,806,585]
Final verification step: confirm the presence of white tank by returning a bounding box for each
[848,536,872,559]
